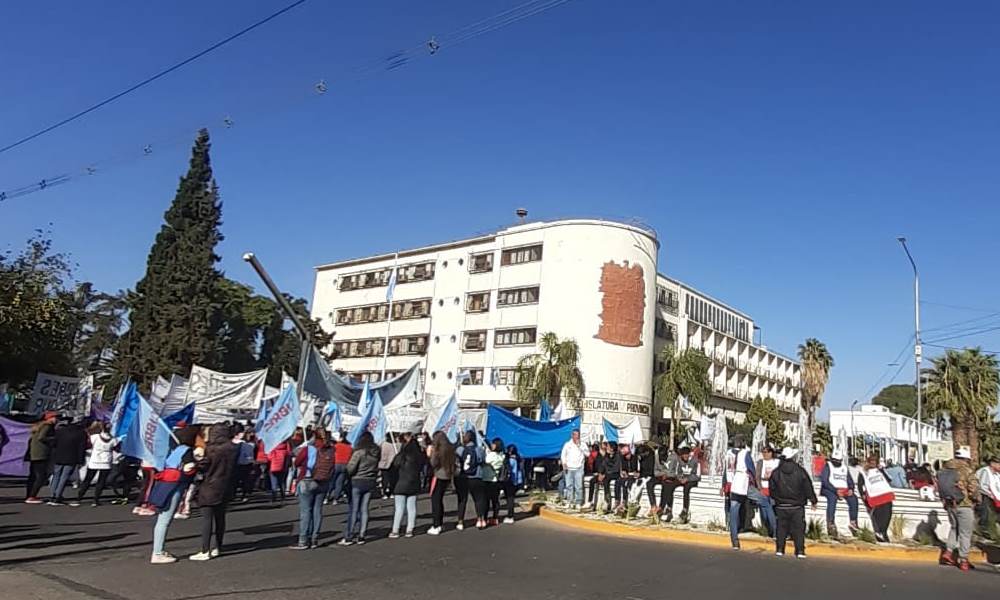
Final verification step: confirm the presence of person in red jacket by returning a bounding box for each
[268,439,293,504]
[325,432,353,504]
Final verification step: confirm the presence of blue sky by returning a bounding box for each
[3,1,999,416]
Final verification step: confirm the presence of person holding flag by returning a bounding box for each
[149,425,199,564]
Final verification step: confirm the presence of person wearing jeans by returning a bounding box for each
[342,432,380,545]
[390,433,423,537]
[152,488,183,559]
[49,464,77,504]
[48,419,87,505]
[560,429,587,507]
[290,430,334,550]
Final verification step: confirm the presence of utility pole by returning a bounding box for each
[243,252,312,399]
[897,237,923,463]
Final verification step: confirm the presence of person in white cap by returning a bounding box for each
[819,449,858,537]
[938,445,979,571]
[768,447,817,558]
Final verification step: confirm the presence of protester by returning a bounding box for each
[326,431,352,505]
[290,429,335,550]
[938,446,979,571]
[48,418,87,506]
[586,442,607,509]
[560,429,587,508]
[24,412,57,504]
[619,444,640,506]
[747,446,778,537]
[149,426,199,564]
[234,426,256,503]
[390,432,424,538]
[190,423,239,561]
[769,448,817,558]
[458,430,487,530]
[975,457,1000,531]
[254,435,271,492]
[658,446,701,523]
[379,433,398,499]
[723,434,754,549]
[483,438,506,526]
[600,441,622,514]
[267,437,293,505]
[819,450,858,537]
[77,421,115,506]
[639,443,658,515]
[856,454,895,543]
[502,444,524,524]
[884,459,908,489]
[342,431,380,545]
[427,431,456,535]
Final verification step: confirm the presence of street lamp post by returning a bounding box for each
[897,237,923,463]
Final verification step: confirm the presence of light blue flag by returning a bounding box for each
[538,398,552,421]
[464,417,485,448]
[120,392,172,470]
[111,382,140,439]
[349,391,387,446]
[260,384,301,453]
[432,392,460,443]
[255,396,269,432]
[385,267,397,302]
[356,380,371,416]
[324,401,343,433]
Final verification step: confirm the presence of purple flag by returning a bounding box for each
[0,417,32,477]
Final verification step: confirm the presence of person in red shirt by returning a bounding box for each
[267,439,293,504]
[325,432,353,504]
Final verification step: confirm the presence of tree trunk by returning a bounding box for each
[669,400,677,451]
[951,418,969,462]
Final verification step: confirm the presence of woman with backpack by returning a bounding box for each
[189,424,239,561]
[389,432,424,538]
[342,431,381,545]
[290,429,335,550]
[483,438,506,527]
[427,431,456,535]
[501,445,524,524]
[458,430,487,530]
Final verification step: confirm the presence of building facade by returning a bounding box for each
[311,218,801,440]
[829,404,942,464]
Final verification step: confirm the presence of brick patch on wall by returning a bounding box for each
[595,260,645,347]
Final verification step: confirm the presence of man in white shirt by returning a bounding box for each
[976,457,1000,531]
[560,429,588,508]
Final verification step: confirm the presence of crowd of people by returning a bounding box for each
[18,411,529,564]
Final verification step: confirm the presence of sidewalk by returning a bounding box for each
[537,504,951,563]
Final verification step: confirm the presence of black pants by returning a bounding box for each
[977,494,997,530]
[588,476,599,503]
[26,460,49,498]
[870,502,892,537]
[646,479,661,507]
[775,506,806,556]
[485,481,501,520]
[468,478,488,519]
[502,480,517,518]
[78,469,109,503]
[602,476,621,509]
[454,477,470,523]
[431,478,450,527]
[660,480,697,512]
[200,504,228,553]
[235,464,253,500]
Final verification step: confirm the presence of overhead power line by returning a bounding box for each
[0,0,310,156]
[0,0,574,203]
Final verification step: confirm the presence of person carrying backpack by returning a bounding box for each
[458,430,487,530]
[290,429,335,550]
[938,446,979,571]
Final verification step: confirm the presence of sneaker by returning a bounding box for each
[46,500,63,506]
[405,531,414,538]
[503,517,515,524]
[456,523,464,531]
[679,510,690,524]
[662,509,673,523]
[389,532,400,539]
[24,497,43,505]
[732,544,741,551]
[288,543,310,550]
[91,502,100,507]
[958,559,974,572]
[356,538,366,546]
[68,501,80,507]
[209,548,220,558]
[489,518,499,527]
[323,499,331,505]
[775,552,784,557]
[940,550,957,566]
[795,554,807,559]
[427,526,441,536]
[338,538,354,546]
[174,512,190,520]
[150,553,177,565]
[189,552,212,561]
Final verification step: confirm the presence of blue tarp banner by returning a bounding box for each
[485,405,581,459]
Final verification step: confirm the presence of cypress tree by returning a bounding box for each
[119,129,223,386]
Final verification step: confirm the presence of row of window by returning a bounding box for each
[686,295,750,342]
[334,299,432,325]
[331,335,429,359]
[466,286,540,313]
[656,286,679,310]
[654,318,676,340]
[463,327,537,351]
[337,244,544,291]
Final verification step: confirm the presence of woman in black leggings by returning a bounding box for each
[190,424,238,561]
[427,431,456,535]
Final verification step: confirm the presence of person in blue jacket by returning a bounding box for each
[819,450,859,537]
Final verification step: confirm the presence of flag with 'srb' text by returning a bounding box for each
[120,392,172,470]
[260,385,301,453]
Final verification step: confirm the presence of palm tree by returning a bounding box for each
[513,332,585,412]
[654,346,712,449]
[797,338,834,430]
[925,347,999,465]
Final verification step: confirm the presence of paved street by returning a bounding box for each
[0,479,996,599]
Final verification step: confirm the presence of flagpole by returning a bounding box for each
[380,252,399,381]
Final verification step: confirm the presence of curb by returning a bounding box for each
[537,506,946,563]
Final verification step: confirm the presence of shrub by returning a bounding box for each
[855,525,877,544]
[707,519,726,532]
[890,515,906,542]
[806,518,827,541]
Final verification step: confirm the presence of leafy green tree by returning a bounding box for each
[745,396,788,448]
[654,346,712,449]
[871,384,916,417]
[0,232,76,389]
[64,282,127,384]
[513,332,585,411]
[925,347,999,465]
[117,129,224,387]
[812,421,833,455]
[798,338,834,430]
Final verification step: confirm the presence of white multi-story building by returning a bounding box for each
[311,218,801,440]
[829,404,943,464]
